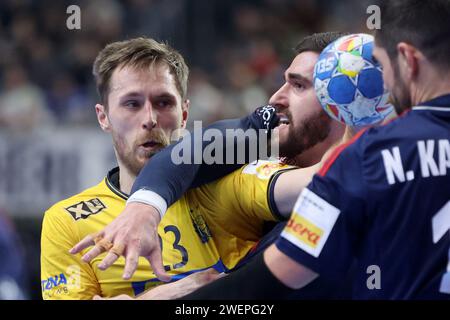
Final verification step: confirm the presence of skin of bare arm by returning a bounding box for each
[264,244,318,289]
[273,163,321,217]
[93,268,224,300]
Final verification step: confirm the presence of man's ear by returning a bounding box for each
[397,42,420,80]
[95,103,111,132]
[181,99,190,129]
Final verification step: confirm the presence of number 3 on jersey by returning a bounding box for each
[158,225,189,272]
[432,200,450,294]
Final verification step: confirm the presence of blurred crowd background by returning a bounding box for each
[0,0,374,299]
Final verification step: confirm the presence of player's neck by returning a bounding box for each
[342,126,358,142]
[411,65,450,106]
[414,87,450,106]
[117,165,136,195]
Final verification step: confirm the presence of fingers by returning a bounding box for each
[98,243,125,270]
[98,251,120,270]
[82,236,116,263]
[145,246,171,282]
[82,244,107,263]
[70,203,167,280]
[69,233,98,254]
[122,245,140,280]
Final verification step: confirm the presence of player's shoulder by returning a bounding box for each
[240,159,295,180]
[361,109,425,143]
[337,111,415,155]
[320,111,419,175]
[44,178,108,222]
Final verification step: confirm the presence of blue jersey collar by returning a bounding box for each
[415,93,450,108]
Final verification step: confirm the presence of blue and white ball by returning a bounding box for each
[313,33,393,127]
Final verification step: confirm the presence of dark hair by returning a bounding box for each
[295,32,350,54]
[376,0,450,69]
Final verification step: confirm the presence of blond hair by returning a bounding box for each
[93,37,189,105]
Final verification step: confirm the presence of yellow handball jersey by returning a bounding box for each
[41,160,293,299]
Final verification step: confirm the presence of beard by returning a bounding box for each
[279,108,332,164]
[112,128,170,177]
[390,60,412,114]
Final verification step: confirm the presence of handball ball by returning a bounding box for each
[313,33,393,127]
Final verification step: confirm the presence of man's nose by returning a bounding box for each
[142,101,157,129]
[269,83,288,110]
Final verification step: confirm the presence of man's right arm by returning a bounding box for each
[180,245,318,300]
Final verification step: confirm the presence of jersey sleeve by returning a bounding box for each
[41,209,100,300]
[275,140,367,283]
[205,161,295,224]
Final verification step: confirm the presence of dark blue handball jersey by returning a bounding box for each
[276,94,450,299]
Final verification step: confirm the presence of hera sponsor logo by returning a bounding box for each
[286,214,322,248]
[282,189,340,257]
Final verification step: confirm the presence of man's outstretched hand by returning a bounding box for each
[69,202,170,281]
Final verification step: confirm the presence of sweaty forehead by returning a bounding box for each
[286,51,319,80]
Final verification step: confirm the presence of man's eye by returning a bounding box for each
[156,100,172,108]
[292,82,304,90]
[124,101,139,108]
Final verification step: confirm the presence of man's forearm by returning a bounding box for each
[180,245,319,300]
[179,252,294,300]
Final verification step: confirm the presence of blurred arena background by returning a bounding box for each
[0,0,374,299]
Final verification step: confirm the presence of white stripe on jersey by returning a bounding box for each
[413,106,450,112]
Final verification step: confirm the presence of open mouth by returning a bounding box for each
[141,141,160,148]
[277,114,290,127]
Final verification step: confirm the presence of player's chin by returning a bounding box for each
[138,146,163,158]
[273,125,289,145]
[133,153,152,169]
